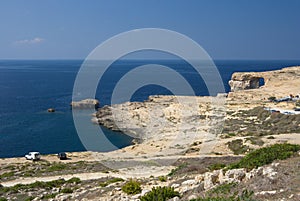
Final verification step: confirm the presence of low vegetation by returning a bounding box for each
[228,143,300,170]
[60,188,73,193]
[46,162,68,172]
[168,163,187,176]
[99,177,124,187]
[245,137,264,146]
[190,190,255,201]
[190,183,256,201]
[0,177,81,195]
[0,161,110,181]
[121,179,142,195]
[158,175,167,182]
[140,186,180,201]
[223,107,300,136]
[208,163,226,171]
[209,182,237,195]
[226,139,250,155]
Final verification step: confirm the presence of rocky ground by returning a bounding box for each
[0,153,300,201]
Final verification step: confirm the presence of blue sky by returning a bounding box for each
[0,0,299,60]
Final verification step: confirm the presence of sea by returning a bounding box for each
[1,59,300,158]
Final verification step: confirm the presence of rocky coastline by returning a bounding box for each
[1,66,300,201]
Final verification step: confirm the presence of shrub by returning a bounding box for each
[0,171,14,179]
[0,178,68,194]
[209,182,237,195]
[190,189,255,201]
[226,139,249,155]
[122,179,141,195]
[60,188,73,193]
[42,193,58,199]
[268,96,276,102]
[245,137,264,146]
[190,197,235,201]
[140,186,180,201]
[158,176,167,182]
[168,163,187,176]
[24,197,34,201]
[67,177,81,184]
[228,143,300,170]
[0,197,7,201]
[208,163,226,171]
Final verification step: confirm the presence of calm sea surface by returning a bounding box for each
[0,59,299,157]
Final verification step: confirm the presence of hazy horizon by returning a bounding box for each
[0,0,299,60]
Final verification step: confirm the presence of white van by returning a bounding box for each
[25,152,41,161]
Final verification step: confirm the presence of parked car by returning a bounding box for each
[57,152,67,160]
[25,152,41,161]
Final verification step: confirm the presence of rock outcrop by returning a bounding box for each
[95,95,226,144]
[227,66,300,108]
[229,73,265,92]
[229,66,300,92]
[47,108,55,113]
[71,99,100,109]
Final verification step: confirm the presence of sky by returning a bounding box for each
[0,0,299,60]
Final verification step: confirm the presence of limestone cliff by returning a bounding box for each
[229,66,300,92]
[227,66,300,105]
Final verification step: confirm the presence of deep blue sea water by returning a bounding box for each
[1,59,300,158]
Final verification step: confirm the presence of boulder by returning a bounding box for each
[47,108,55,112]
[203,170,220,190]
[70,99,100,109]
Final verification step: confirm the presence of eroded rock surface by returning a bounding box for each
[71,99,100,109]
[96,95,226,144]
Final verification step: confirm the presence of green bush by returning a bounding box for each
[190,197,235,201]
[190,189,255,201]
[24,197,34,201]
[158,176,167,182]
[0,197,8,201]
[140,186,180,201]
[42,193,58,199]
[228,143,300,170]
[0,178,67,194]
[60,188,73,193]
[67,177,81,184]
[167,163,187,176]
[122,179,141,195]
[209,183,237,195]
[0,171,14,179]
[208,163,226,171]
